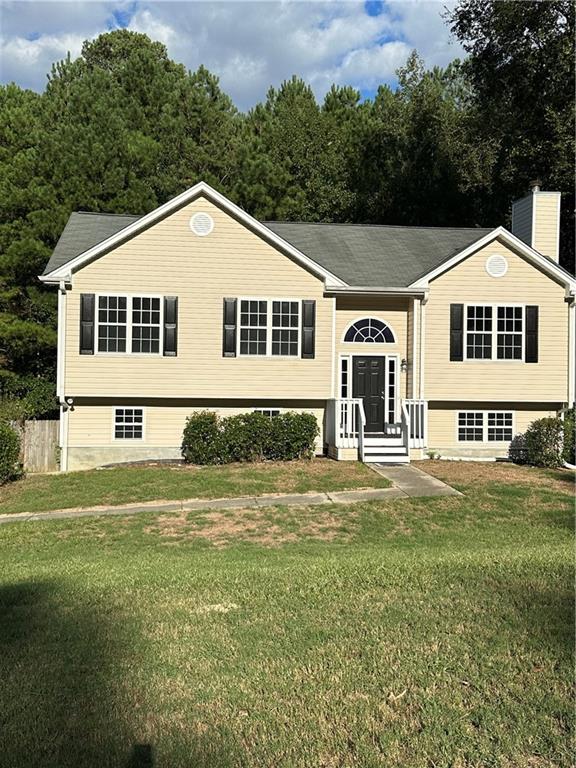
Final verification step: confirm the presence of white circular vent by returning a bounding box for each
[189,212,214,236]
[485,253,508,278]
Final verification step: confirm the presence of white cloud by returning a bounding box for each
[0,0,464,108]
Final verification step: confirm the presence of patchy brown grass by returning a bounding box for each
[417,460,574,495]
[143,505,356,548]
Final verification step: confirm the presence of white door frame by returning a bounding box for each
[339,353,399,429]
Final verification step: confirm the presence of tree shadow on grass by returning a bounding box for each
[0,580,245,768]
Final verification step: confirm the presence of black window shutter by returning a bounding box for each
[525,306,539,363]
[80,293,95,355]
[223,298,237,357]
[301,300,316,359]
[449,304,464,361]
[163,296,178,356]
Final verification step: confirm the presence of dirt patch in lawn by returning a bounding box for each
[143,505,355,547]
[417,460,574,495]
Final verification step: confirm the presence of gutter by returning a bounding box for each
[325,285,429,298]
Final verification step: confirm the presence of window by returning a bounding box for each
[97,295,162,354]
[458,411,514,442]
[458,412,484,441]
[238,299,301,357]
[239,300,267,355]
[496,307,523,360]
[98,296,127,352]
[344,318,395,343]
[132,297,161,353]
[466,306,492,359]
[341,357,349,398]
[254,409,280,419]
[487,412,513,441]
[114,408,144,439]
[465,305,524,361]
[272,301,299,356]
[387,357,396,423]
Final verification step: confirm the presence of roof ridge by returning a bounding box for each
[73,210,142,218]
[264,220,494,231]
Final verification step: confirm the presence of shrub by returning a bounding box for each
[0,421,22,484]
[181,410,319,465]
[269,412,319,460]
[508,433,528,464]
[181,411,223,464]
[523,416,564,468]
[562,406,575,465]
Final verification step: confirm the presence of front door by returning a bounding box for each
[352,356,386,433]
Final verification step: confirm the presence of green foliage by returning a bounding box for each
[0,420,21,484]
[561,406,575,465]
[0,373,57,421]
[521,417,564,468]
[181,410,222,465]
[182,410,319,465]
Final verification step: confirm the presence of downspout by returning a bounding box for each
[568,296,575,407]
[57,281,69,472]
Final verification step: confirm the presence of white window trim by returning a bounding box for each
[95,293,164,356]
[112,406,146,441]
[456,410,515,443]
[253,408,281,418]
[463,303,525,363]
[236,297,303,358]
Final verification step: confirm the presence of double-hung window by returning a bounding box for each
[97,295,162,354]
[458,411,514,442]
[465,304,523,361]
[238,299,300,357]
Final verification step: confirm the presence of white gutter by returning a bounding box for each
[57,281,69,472]
[325,286,428,297]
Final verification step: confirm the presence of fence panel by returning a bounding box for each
[15,420,60,473]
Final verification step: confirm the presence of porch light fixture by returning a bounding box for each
[400,359,408,373]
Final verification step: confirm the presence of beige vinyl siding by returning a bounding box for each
[424,238,569,402]
[511,195,533,246]
[427,402,560,458]
[65,196,331,399]
[334,296,410,398]
[532,192,560,262]
[66,400,326,470]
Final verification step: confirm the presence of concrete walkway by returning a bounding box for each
[370,463,461,497]
[0,466,459,526]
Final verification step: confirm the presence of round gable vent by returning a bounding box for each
[485,253,508,278]
[190,212,214,236]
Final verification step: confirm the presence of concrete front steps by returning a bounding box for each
[362,434,410,464]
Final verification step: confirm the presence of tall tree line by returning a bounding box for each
[0,0,573,414]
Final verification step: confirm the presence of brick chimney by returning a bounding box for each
[511,181,561,262]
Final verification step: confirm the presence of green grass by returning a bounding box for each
[0,458,389,515]
[0,462,573,767]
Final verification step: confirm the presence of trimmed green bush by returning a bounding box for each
[181,411,223,464]
[522,416,564,468]
[562,406,575,465]
[181,410,319,465]
[0,421,22,484]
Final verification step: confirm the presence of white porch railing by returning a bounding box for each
[403,398,428,448]
[326,398,365,449]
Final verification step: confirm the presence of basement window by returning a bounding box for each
[114,408,144,440]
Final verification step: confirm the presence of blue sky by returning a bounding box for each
[0,0,463,109]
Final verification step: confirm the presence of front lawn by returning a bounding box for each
[0,462,573,767]
[0,458,389,516]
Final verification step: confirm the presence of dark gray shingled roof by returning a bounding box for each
[43,210,494,286]
[264,221,493,286]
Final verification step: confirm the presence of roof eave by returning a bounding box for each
[409,226,576,290]
[325,286,428,297]
[39,181,348,288]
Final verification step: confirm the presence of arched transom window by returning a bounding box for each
[344,317,395,343]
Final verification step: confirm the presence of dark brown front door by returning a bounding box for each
[352,356,385,433]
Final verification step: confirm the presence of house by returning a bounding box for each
[40,182,576,471]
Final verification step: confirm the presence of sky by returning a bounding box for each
[0,0,464,109]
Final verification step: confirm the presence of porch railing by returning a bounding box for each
[403,398,428,448]
[326,398,365,449]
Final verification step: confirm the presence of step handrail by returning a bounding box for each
[357,400,366,461]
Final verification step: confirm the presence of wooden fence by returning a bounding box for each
[13,419,60,473]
